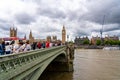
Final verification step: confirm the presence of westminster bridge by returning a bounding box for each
[0,45,74,80]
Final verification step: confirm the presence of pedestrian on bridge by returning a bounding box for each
[31,42,37,50]
[0,44,4,55]
[13,41,23,53]
[5,42,12,54]
[37,42,41,49]
[1,41,5,55]
[41,41,46,48]
[46,41,50,48]
[22,40,31,51]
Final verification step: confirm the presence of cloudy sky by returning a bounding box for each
[0,0,120,40]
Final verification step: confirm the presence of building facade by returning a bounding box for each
[52,36,57,41]
[104,35,119,41]
[91,35,119,45]
[10,27,17,37]
[91,36,101,45]
[46,35,58,42]
[46,36,51,42]
[74,36,89,46]
[62,25,66,44]
[29,30,34,43]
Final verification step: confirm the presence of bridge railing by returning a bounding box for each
[0,46,66,80]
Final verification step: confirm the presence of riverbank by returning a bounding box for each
[75,45,120,49]
[75,45,103,49]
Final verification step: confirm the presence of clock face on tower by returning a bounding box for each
[62,30,65,34]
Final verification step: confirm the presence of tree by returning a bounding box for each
[104,40,109,45]
[96,40,101,46]
[118,40,120,45]
[83,40,89,45]
[109,40,114,45]
[69,41,74,44]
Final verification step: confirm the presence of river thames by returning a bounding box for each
[39,49,120,80]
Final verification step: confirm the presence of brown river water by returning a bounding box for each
[39,49,120,80]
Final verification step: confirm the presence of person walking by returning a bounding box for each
[1,41,5,55]
[13,41,23,53]
[5,42,12,54]
[23,40,31,52]
[42,41,46,48]
[37,42,41,49]
[0,44,4,55]
[32,42,37,50]
[46,41,50,48]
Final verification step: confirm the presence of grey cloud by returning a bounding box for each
[104,30,120,37]
[1,0,120,39]
[14,13,36,24]
[0,19,7,23]
[0,23,11,37]
[67,11,80,21]
[37,7,66,19]
[103,24,120,32]
[75,31,89,37]
[32,0,120,38]
[31,0,66,19]
[40,26,59,33]
[81,0,120,25]
[18,31,25,37]
[73,27,91,37]
[72,0,120,37]
[0,23,11,31]
[91,24,120,33]
[107,6,120,24]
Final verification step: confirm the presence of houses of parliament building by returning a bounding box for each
[10,27,17,37]
[8,25,66,43]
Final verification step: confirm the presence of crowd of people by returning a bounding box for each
[0,40,62,55]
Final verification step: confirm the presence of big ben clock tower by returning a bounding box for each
[62,25,66,44]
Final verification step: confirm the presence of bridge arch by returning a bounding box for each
[28,51,67,80]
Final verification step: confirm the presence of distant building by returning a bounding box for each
[46,36,58,42]
[104,35,119,41]
[46,36,51,42]
[10,27,17,37]
[74,36,89,46]
[35,39,46,42]
[62,25,66,44]
[0,38,3,43]
[0,27,25,43]
[52,36,57,41]
[91,35,119,45]
[91,36,101,45]
[29,30,34,43]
